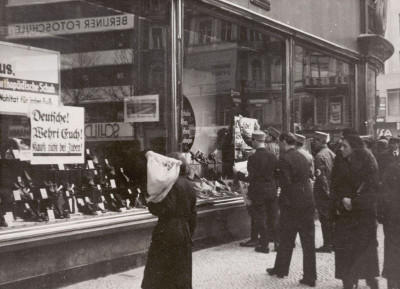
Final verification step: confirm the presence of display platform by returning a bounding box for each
[0,196,249,289]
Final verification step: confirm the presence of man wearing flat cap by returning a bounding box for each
[264,127,281,158]
[235,130,279,253]
[312,131,336,253]
[267,132,316,287]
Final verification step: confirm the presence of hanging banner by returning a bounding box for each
[0,41,60,115]
[124,94,159,122]
[30,105,84,164]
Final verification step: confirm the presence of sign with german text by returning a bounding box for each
[85,122,134,141]
[0,41,60,115]
[30,105,84,164]
[124,95,159,123]
[7,15,134,39]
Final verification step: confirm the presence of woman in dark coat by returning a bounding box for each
[141,153,197,289]
[379,159,400,289]
[331,135,380,289]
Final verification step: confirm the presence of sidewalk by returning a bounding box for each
[61,223,386,289]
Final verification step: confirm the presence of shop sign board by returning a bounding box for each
[124,94,159,123]
[0,41,59,115]
[7,14,134,39]
[85,122,134,142]
[29,105,84,164]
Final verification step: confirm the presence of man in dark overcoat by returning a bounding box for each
[236,130,279,253]
[312,131,336,253]
[267,133,316,287]
[376,136,400,180]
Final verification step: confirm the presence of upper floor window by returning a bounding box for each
[150,27,164,50]
[251,60,263,81]
[221,21,232,42]
[199,20,212,44]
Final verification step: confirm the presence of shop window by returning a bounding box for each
[183,4,284,176]
[0,0,172,229]
[294,46,354,131]
[388,90,400,116]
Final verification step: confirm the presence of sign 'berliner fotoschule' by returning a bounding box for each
[7,14,134,39]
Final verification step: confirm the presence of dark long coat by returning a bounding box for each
[314,146,335,218]
[379,160,400,280]
[331,148,380,280]
[142,176,197,289]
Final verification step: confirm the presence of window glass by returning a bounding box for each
[388,90,400,116]
[183,5,285,178]
[0,0,170,225]
[293,45,354,134]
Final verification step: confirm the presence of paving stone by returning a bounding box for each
[61,222,387,289]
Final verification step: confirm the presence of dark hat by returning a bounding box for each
[252,130,266,142]
[294,133,306,144]
[377,139,389,150]
[279,132,297,144]
[267,127,281,139]
[314,131,330,142]
[389,137,400,144]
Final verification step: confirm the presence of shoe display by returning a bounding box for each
[255,246,269,253]
[315,244,332,253]
[239,239,258,247]
[299,278,316,287]
[266,268,285,278]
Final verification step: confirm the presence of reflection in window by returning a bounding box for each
[221,21,232,42]
[199,20,212,44]
[388,90,400,116]
[183,5,284,163]
[252,60,262,81]
[293,45,353,132]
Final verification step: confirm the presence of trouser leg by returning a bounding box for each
[274,208,297,275]
[320,213,332,246]
[248,205,258,241]
[299,207,317,280]
[252,200,268,247]
[266,198,278,243]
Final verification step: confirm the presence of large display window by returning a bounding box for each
[182,3,285,179]
[0,0,174,228]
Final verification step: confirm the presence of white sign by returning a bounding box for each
[7,15,134,39]
[0,41,59,115]
[85,122,134,141]
[30,105,85,164]
[124,94,159,122]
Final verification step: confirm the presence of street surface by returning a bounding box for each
[61,222,386,289]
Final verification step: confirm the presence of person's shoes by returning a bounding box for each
[366,278,379,289]
[299,278,316,287]
[315,244,332,253]
[266,268,284,278]
[255,246,269,253]
[239,239,258,247]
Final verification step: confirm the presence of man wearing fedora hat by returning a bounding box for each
[236,130,279,253]
[312,131,336,253]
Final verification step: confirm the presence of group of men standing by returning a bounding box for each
[236,128,336,287]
